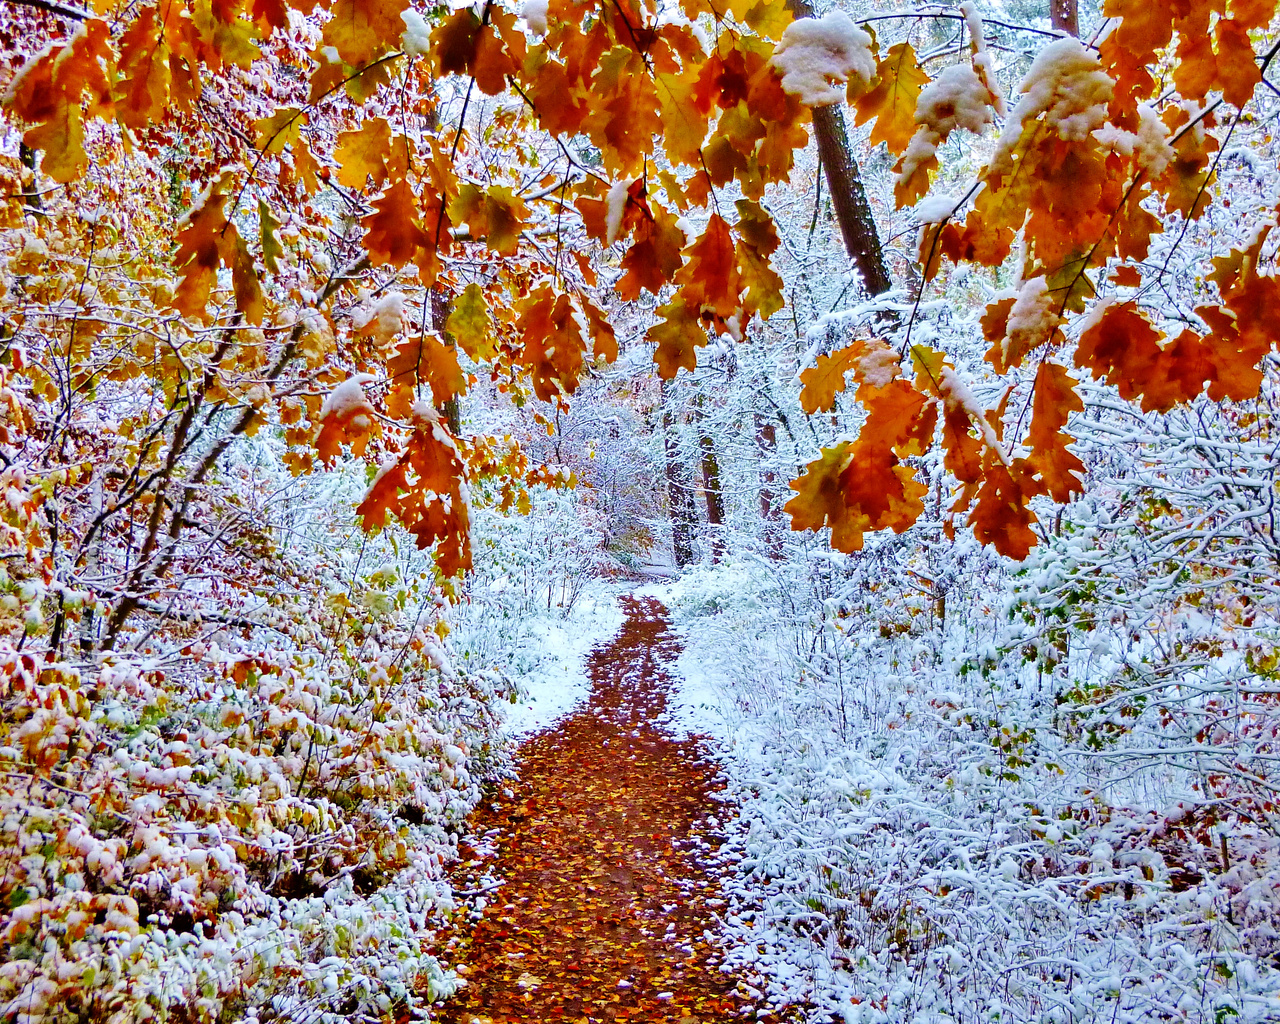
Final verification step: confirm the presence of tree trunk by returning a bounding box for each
[661,381,698,567]
[1051,0,1078,36]
[699,431,726,562]
[755,415,785,558]
[430,289,463,435]
[786,0,892,297]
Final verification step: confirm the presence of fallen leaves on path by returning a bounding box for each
[437,597,781,1023]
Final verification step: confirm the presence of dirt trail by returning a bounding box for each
[439,596,778,1023]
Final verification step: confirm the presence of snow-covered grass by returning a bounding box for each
[661,556,1280,1024]
[498,585,625,737]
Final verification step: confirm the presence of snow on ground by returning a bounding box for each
[501,586,625,737]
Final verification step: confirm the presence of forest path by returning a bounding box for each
[438,596,780,1024]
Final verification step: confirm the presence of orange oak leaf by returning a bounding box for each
[449,183,528,256]
[735,199,784,320]
[583,46,662,176]
[363,178,430,267]
[786,379,935,552]
[324,0,408,67]
[799,344,860,415]
[172,180,238,320]
[6,18,112,182]
[524,52,591,136]
[969,458,1038,560]
[387,333,467,414]
[783,442,865,552]
[647,298,707,379]
[315,375,377,465]
[514,286,588,401]
[335,117,393,188]
[1074,302,1166,408]
[673,214,740,320]
[582,299,619,364]
[357,412,472,576]
[432,6,518,94]
[657,67,710,166]
[941,404,983,485]
[1024,361,1085,503]
[617,202,686,301]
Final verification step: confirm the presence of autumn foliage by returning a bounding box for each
[2,0,1280,1017]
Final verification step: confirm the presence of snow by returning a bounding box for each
[353,291,405,344]
[895,128,940,192]
[400,10,431,57]
[992,38,1113,174]
[1093,103,1175,177]
[522,0,548,37]
[856,340,899,388]
[914,193,959,224]
[770,12,875,108]
[899,63,995,196]
[605,178,631,247]
[500,588,624,738]
[938,364,1004,459]
[654,554,1280,1023]
[1004,275,1061,362]
[916,63,994,138]
[319,373,375,421]
[961,0,1005,116]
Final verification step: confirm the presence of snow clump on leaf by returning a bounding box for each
[993,38,1114,172]
[771,12,874,107]
[401,9,430,57]
[916,64,996,138]
[523,0,548,36]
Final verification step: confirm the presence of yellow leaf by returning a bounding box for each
[259,200,284,276]
[446,283,496,362]
[647,297,707,379]
[254,107,306,155]
[335,117,393,188]
[799,343,862,415]
[854,42,929,155]
[363,178,428,267]
[324,0,408,67]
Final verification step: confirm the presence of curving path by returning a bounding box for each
[438,596,781,1023]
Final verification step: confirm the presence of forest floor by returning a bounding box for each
[437,596,787,1024]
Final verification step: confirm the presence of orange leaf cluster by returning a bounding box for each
[785,378,935,553]
[357,413,472,576]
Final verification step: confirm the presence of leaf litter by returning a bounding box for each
[437,596,791,1023]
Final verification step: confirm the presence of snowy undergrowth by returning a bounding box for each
[660,558,1280,1024]
[486,585,624,738]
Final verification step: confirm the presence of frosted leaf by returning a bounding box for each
[896,129,940,190]
[605,179,632,246]
[858,341,900,388]
[992,39,1113,174]
[915,194,959,224]
[1004,276,1061,364]
[353,292,405,345]
[961,1,1006,116]
[320,373,376,421]
[916,64,995,137]
[938,365,1006,462]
